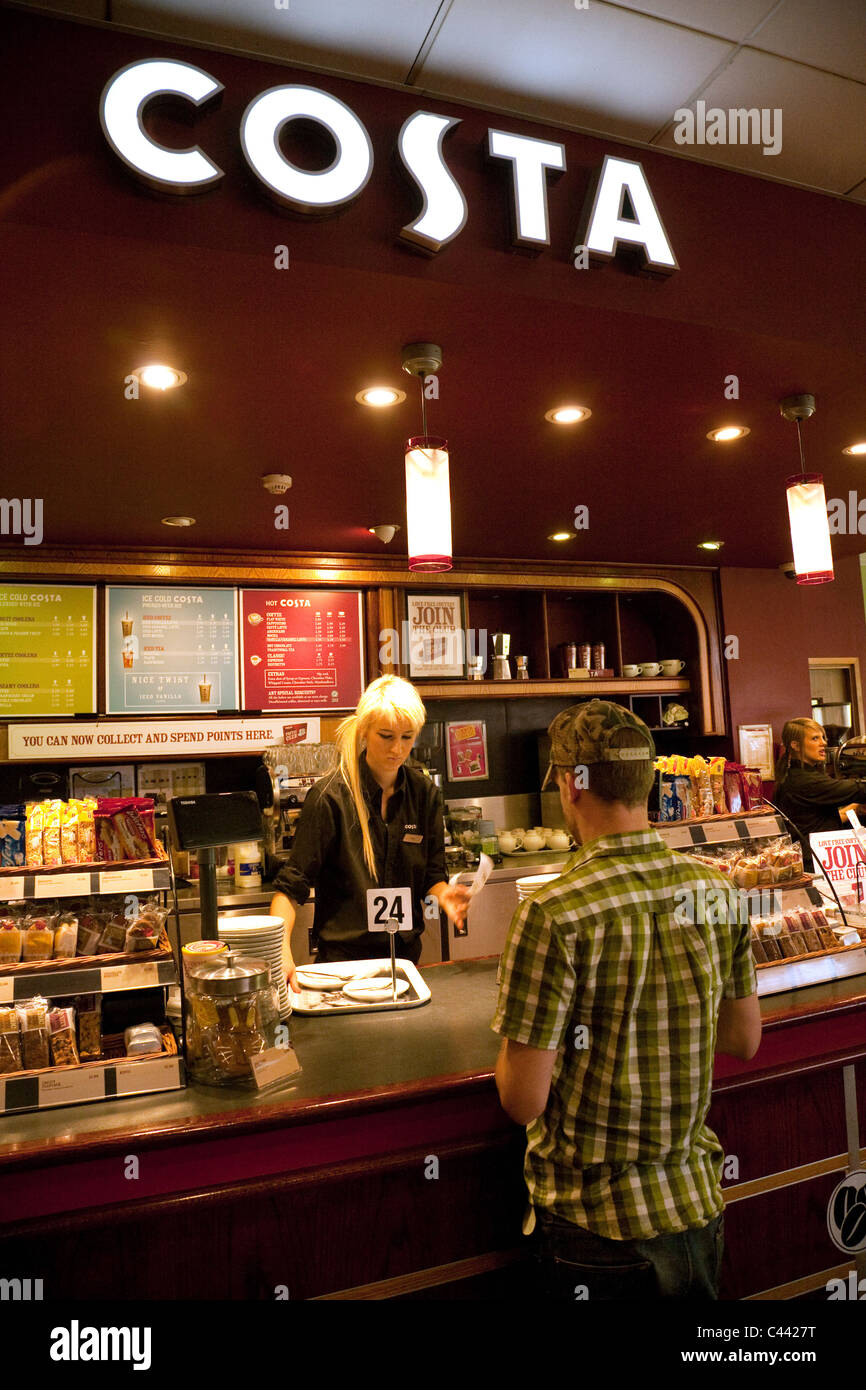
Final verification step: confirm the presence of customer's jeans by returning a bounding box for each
[534,1209,723,1301]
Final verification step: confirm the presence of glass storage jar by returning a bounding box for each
[185,949,279,1088]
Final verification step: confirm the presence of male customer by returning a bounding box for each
[492,701,761,1300]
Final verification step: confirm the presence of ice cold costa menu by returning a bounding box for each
[106,587,240,713]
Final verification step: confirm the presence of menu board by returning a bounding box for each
[240,589,364,712]
[0,584,96,717]
[106,587,239,714]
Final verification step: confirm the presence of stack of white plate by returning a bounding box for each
[516,873,559,902]
[217,914,291,1020]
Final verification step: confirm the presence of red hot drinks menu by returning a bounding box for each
[240,589,364,712]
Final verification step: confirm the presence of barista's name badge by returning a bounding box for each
[367,886,413,934]
[403,833,423,843]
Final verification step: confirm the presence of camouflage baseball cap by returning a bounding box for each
[541,699,656,790]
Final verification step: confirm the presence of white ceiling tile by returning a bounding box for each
[112,0,443,83]
[415,0,732,141]
[654,46,866,192]
[608,0,776,43]
[751,0,866,85]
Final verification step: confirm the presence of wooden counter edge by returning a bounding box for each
[0,1066,504,1172]
[0,967,863,1174]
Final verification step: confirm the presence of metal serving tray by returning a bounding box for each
[290,958,431,1015]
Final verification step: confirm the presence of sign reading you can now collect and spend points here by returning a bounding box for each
[6,718,321,761]
[240,590,364,713]
[0,585,97,718]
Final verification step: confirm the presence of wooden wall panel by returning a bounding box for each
[0,1134,528,1301]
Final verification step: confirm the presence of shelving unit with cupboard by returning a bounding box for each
[394,571,722,734]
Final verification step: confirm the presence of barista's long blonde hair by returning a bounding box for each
[334,675,426,880]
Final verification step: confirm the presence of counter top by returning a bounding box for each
[1,958,865,1176]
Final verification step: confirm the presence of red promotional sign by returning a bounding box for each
[446,720,489,782]
[240,590,364,713]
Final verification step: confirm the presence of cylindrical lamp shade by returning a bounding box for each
[405,435,452,572]
[786,473,834,585]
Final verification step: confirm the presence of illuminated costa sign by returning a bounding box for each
[99,59,678,275]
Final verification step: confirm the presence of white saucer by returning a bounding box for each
[343,979,410,1002]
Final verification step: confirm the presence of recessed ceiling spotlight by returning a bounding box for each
[706,426,749,442]
[161,516,196,527]
[355,386,407,407]
[545,406,591,425]
[843,442,866,456]
[698,540,724,551]
[549,531,575,541]
[137,364,187,391]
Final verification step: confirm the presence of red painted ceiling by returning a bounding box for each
[1,8,865,572]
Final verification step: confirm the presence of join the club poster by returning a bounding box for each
[240,589,364,712]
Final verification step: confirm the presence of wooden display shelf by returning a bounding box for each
[0,856,166,877]
[651,808,773,828]
[0,1026,183,1116]
[412,678,690,699]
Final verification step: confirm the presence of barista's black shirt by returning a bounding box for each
[273,755,446,958]
[774,763,866,869]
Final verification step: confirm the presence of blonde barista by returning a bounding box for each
[270,676,470,990]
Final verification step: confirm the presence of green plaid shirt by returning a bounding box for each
[492,830,757,1240]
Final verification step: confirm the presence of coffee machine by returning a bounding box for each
[253,743,338,878]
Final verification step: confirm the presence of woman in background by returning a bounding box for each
[773,718,866,870]
[270,675,469,988]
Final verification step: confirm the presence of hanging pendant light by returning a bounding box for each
[780,394,833,585]
[402,342,452,572]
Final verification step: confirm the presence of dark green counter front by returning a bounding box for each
[0,960,864,1300]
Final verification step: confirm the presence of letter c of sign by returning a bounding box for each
[99,59,225,193]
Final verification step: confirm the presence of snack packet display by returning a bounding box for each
[0,1006,22,1073]
[25,802,44,867]
[0,917,23,964]
[124,904,165,953]
[52,914,79,959]
[124,1022,163,1057]
[60,801,79,864]
[95,798,162,862]
[75,994,102,1061]
[740,768,763,810]
[22,916,54,962]
[16,998,50,1070]
[709,758,727,815]
[723,764,746,816]
[96,912,128,954]
[688,756,715,818]
[48,1005,80,1067]
[75,909,104,956]
[41,800,62,867]
[0,805,25,867]
[77,798,97,863]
